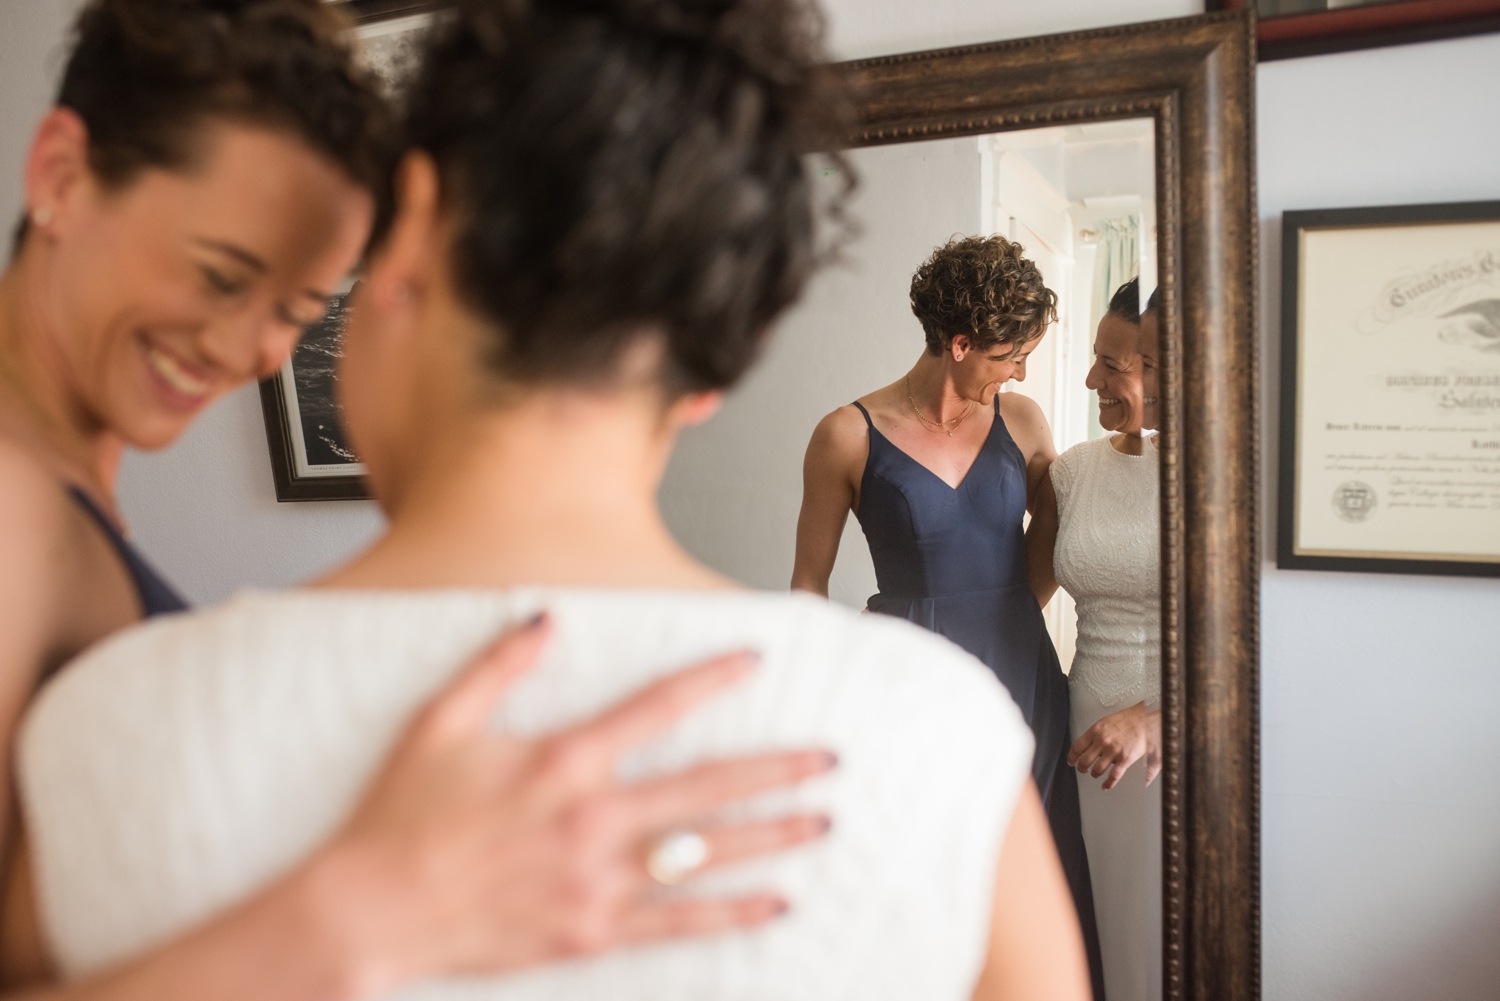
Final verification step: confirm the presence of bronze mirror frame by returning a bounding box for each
[829,12,1260,1000]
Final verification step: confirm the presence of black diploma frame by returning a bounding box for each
[1278,200,1500,577]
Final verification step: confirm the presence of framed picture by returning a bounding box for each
[258,2,437,501]
[1206,0,1500,60]
[1278,200,1500,578]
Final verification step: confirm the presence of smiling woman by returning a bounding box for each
[0,0,387,985]
[5,0,388,458]
[791,232,1105,998]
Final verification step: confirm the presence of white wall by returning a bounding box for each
[1256,35,1500,1001]
[5,0,1499,996]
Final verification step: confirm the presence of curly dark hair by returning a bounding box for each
[1106,276,1140,323]
[908,235,1058,356]
[14,0,393,249]
[401,0,851,393]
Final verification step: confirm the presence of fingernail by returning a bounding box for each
[817,815,833,833]
[772,899,790,916]
[525,611,548,629]
[822,751,839,769]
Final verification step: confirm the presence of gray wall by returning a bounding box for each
[3,0,1498,996]
[1256,37,1500,1000]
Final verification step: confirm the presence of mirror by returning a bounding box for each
[661,12,1258,1001]
[667,119,1163,1001]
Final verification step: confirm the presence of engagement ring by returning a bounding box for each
[645,829,710,885]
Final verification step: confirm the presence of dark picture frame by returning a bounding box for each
[257,290,372,502]
[1278,200,1500,578]
[258,1,440,502]
[1207,0,1500,61]
[833,11,1260,999]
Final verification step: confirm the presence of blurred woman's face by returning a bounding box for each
[948,331,1046,405]
[1085,312,1145,434]
[26,120,373,450]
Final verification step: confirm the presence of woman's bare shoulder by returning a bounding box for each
[0,438,75,679]
[0,438,71,579]
[805,402,872,467]
[811,381,906,444]
[996,389,1046,427]
[0,436,143,670]
[996,391,1055,457]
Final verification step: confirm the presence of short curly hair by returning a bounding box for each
[909,235,1058,356]
[12,0,394,252]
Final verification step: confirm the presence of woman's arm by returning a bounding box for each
[790,408,865,597]
[969,780,1090,1001]
[4,620,833,1001]
[995,393,1057,514]
[1025,473,1060,609]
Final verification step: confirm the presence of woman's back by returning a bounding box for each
[19,589,1031,1000]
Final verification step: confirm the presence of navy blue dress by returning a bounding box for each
[69,486,188,617]
[851,399,1105,1000]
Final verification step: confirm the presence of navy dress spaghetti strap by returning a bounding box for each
[68,486,188,617]
[850,398,1105,1000]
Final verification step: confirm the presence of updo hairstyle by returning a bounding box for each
[401,0,849,394]
[15,0,393,248]
[908,235,1058,356]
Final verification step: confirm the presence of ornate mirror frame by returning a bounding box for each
[830,12,1260,1000]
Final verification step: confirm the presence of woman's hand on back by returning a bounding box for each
[310,613,835,992]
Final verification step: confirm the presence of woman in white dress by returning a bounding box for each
[13,3,1090,1000]
[0,1,854,993]
[1027,279,1162,1001]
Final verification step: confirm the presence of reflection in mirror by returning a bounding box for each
[662,118,1163,1001]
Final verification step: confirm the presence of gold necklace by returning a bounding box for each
[905,375,976,437]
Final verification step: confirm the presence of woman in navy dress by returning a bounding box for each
[794,235,1105,999]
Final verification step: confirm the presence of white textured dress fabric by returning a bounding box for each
[1050,436,1161,712]
[19,589,1033,1001]
[1050,436,1163,1001]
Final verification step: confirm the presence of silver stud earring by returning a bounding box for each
[31,205,53,227]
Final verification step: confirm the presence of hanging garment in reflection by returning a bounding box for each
[1089,216,1140,334]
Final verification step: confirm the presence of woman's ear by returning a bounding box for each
[669,390,723,428]
[363,150,442,317]
[24,108,93,241]
[950,334,971,362]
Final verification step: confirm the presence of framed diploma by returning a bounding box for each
[1279,200,1500,577]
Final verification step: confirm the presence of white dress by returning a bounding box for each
[18,588,1033,1001]
[1051,436,1162,1001]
